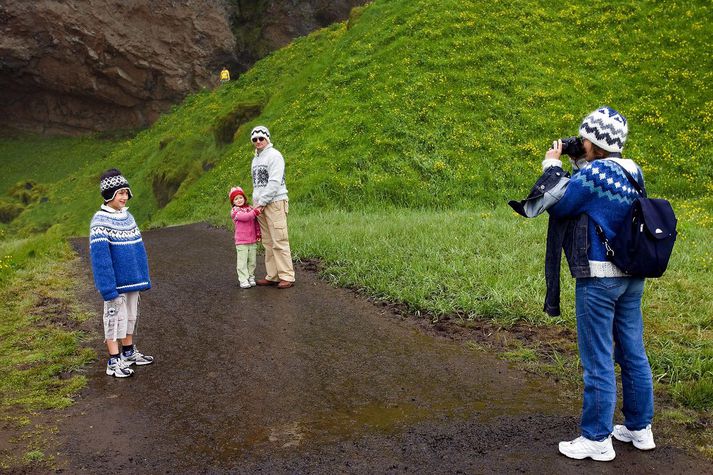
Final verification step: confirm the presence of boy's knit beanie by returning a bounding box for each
[250,126,270,142]
[229,186,246,204]
[579,106,628,153]
[100,168,133,202]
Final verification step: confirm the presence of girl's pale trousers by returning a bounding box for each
[236,243,257,284]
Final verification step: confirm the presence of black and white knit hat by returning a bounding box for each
[579,106,628,153]
[250,125,270,142]
[100,168,133,202]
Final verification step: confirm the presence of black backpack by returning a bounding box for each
[595,162,677,278]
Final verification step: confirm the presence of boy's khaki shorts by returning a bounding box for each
[103,291,140,341]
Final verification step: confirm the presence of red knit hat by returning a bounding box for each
[229,186,246,204]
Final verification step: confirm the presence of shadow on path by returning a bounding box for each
[58,223,712,473]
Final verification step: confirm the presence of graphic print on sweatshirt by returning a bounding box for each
[253,166,269,188]
[252,165,286,188]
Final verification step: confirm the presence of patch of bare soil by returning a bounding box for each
[10,223,713,473]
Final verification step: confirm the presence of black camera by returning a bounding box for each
[561,136,585,158]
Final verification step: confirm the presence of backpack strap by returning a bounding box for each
[595,157,647,260]
[595,224,616,258]
[606,158,647,198]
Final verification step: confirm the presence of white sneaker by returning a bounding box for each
[612,424,655,450]
[121,346,155,366]
[248,277,256,287]
[559,435,616,461]
[106,357,134,378]
[239,281,251,289]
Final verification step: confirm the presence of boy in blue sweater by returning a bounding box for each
[90,169,154,378]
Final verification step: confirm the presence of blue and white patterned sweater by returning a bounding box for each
[89,205,151,301]
[548,158,644,277]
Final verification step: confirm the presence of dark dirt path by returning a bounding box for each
[57,223,711,474]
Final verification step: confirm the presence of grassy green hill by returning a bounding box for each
[1,0,712,464]
[4,0,712,234]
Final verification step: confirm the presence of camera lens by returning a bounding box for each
[561,136,584,158]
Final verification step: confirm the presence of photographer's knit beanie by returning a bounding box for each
[229,186,246,205]
[579,106,628,153]
[100,168,133,202]
[250,126,270,142]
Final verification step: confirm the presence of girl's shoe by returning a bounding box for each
[239,281,251,289]
[248,277,256,287]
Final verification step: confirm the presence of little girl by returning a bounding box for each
[229,186,261,288]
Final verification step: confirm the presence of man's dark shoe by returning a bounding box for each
[256,279,279,286]
[277,280,294,289]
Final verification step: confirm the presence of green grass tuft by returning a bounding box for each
[0,234,95,416]
[672,380,713,410]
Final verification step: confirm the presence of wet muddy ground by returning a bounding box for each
[54,223,711,473]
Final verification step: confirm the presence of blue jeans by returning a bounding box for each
[575,277,653,441]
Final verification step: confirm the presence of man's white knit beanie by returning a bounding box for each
[579,106,628,153]
[250,126,270,142]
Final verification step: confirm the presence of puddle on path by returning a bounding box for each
[184,324,569,463]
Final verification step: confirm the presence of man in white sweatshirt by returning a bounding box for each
[250,126,295,288]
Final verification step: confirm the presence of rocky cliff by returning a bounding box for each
[228,0,367,72]
[0,0,366,135]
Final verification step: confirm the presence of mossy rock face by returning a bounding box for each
[159,136,175,150]
[347,4,367,29]
[213,103,263,146]
[150,159,209,210]
[0,199,24,223]
[152,171,188,209]
[8,181,46,206]
[0,181,49,223]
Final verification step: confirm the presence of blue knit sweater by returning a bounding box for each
[89,205,151,301]
[548,158,644,277]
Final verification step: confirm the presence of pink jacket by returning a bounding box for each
[231,205,261,245]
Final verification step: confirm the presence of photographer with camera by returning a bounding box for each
[539,107,655,461]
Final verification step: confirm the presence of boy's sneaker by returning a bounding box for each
[106,358,134,378]
[612,424,656,450]
[248,277,256,287]
[559,435,616,461]
[239,281,251,289]
[121,346,155,366]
